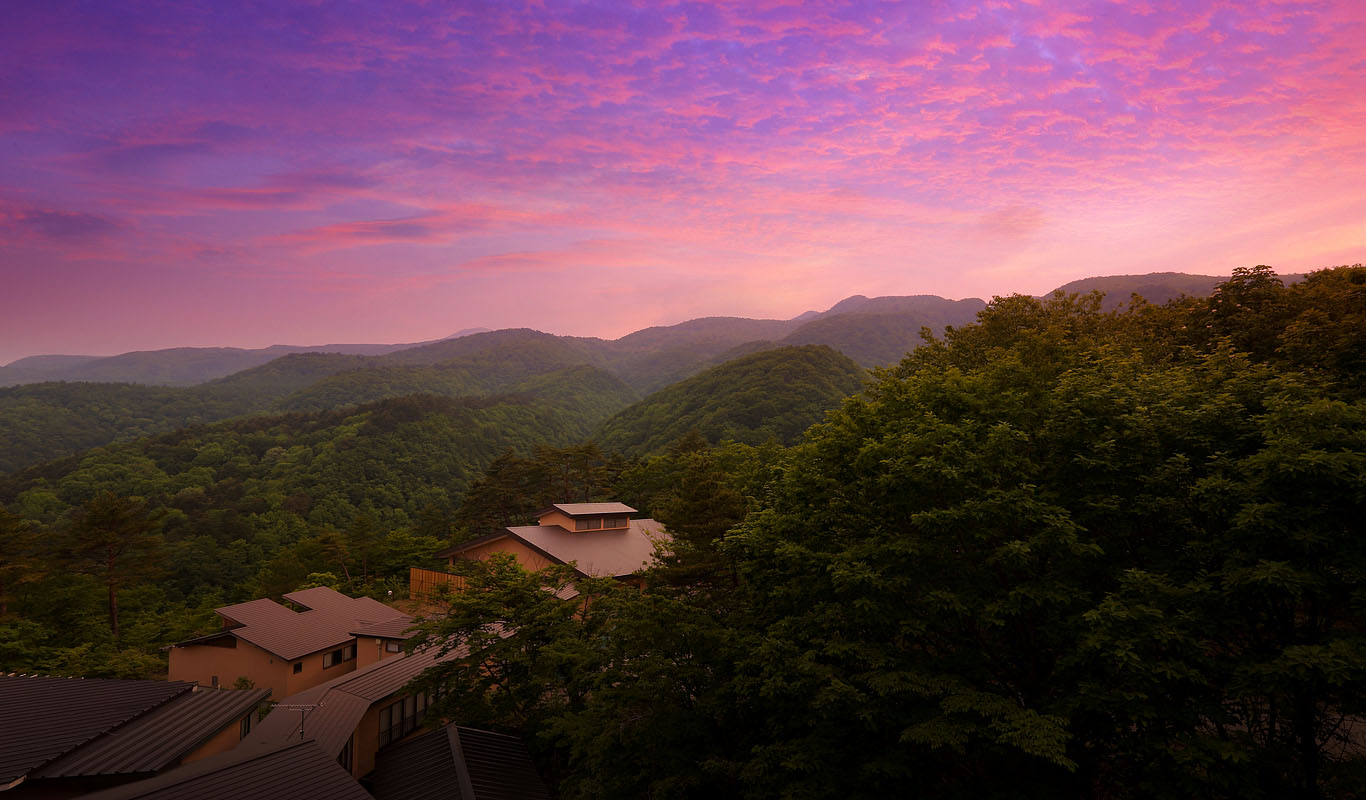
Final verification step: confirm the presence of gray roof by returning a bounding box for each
[544,502,636,517]
[77,739,373,800]
[181,587,409,661]
[370,725,551,800]
[0,676,265,789]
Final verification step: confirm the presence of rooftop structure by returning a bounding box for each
[77,739,372,800]
[245,640,467,781]
[0,676,267,798]
[435,503,667,580]
[168,587,410,698]
[370,724,551,800]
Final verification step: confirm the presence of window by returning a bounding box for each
[604,515,628,529]
[378,691,429,747]
[293,662,303,674]
[210,675,219,688]
[575,517,603,531]
[385,641,403,653]
[239,713,252,740]
[322,644,356,669]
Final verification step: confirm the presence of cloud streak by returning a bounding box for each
[1,0,1364,360]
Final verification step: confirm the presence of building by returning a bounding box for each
[243,642,462,782]
[369,724,551,800]
[77,739,372,800]
[167,587,410,698]
[0,675,267,799]
[427,503,667,586]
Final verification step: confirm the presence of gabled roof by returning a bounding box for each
[370,724,551,800]
[78,739,373,800]
[247,642,467,761]
[0,676,267,790]
[179,587,409,661]
[351,618,416,640]
[439,518,667,579]
[34,685,270,779]
[541,502,636,517]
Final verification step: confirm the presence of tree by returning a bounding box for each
[0,508,41,616]
[62,492,163,641]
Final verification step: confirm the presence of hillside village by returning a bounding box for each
[2,267,1363,798]
[3,503,656,798]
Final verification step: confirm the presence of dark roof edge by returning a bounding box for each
[535,503,637,517]
[435,530,513,558]
[447,725,477,800]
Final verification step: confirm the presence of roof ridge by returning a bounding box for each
[20,680,196,780]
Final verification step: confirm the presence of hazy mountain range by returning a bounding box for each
[0,273,1231,388]
[0,272,1258,473]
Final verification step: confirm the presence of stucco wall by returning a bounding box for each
[452,535,557,572]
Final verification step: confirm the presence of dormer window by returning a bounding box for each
[573,515,629,531]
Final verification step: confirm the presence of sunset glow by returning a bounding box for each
[2,0,1364,362]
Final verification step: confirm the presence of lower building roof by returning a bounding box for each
[370,724,551,800]
[0,676,266,791]
[77,739,373,800]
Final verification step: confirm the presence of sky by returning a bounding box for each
[2,0,1364,363]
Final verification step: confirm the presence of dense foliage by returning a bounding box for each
[595,345,866,456]
[4,264,1362,797]
[413,265,1366,799]
[0,380,627,676]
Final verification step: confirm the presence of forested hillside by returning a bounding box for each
[406,264,1366,800]
[0,276,1229,473]
[6,265,1362,800]
[0,381,632,676]
[595,345,866,456]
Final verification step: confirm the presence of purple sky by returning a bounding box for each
[2,0,1364,363]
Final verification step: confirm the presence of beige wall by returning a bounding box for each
[355,636,405,669]
[169,639,284,696]
[451,535,556,572]
[183,709,255,763]
[168,638,358,698]
[536,510,574,529]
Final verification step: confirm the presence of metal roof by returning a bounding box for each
[179,587,410,661]
[543,502,637,517]
[370,725,550,800]
[248,643,467,761]
[507,518,667,578]
[351,618,417,640]
[0,676,191,786]
[77,739,374,800]
[34,686,270,778]
[454,726,552,800]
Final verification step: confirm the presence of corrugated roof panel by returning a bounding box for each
[351,618,416,640]
[35,687,269,778]
[456,727,552,800]
[180,588,410,661]
[78,739,373,800]
[0,677,192,784]
[370,725,463,800]
[508,518,667,578]
[370,725,550,800]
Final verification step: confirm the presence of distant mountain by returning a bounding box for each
[0,273,1264,473]
[782,297,988,366]
[595,345,867,457]
[1049,273,1228,310]
[0,338,469,388]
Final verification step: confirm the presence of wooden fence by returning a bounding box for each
[409,567,467,599]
